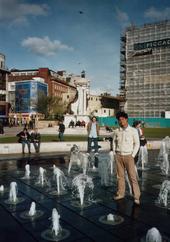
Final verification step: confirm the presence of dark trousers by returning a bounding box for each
[58,132,64,141]
[33,142,40,153]
[87,137,98,153]
[22,141,31,153]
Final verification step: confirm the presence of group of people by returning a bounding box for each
[17,128,41,154]
[16,112,144,205]
[87,112,146,206]
[68,119,86,128]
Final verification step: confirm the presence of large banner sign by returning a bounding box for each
[134,38,170,50]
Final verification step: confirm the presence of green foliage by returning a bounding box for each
[0,135,87,143]
[144,128,170,138]
[37,94,65,118]
[1,128,170,144]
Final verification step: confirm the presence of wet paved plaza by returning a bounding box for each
[0,150,170,242]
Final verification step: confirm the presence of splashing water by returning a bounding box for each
[53,167,67,194]
[156,180,170,207]
[158,136,170,175]
[28,202,36,217]
[53,164,56,172]
[72,174,94,206]
[107,213,115,221]
[146,227,162,242]
[0,185,4,192]
[79,152,89,175]
[41,208,70,241]
[109,151,115,175]
[24,164,31,179]
[68,144,81,174]
[36,167,49,187]
[9,182,17,203]
[52,208,61,236]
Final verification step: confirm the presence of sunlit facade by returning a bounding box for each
[120,20,170,117]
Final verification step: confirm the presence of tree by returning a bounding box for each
[37,94,65,119]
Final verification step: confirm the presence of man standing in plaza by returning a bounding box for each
[87,116,100,154]
[113,111,141,205]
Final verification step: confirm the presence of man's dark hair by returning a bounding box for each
[116,111,128,120]
[132,120,141,127]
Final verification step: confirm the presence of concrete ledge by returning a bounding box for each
[147,140,161,150]
[0,140,161,155]
[0,141,110,154]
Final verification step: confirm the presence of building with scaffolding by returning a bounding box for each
[120,20,170,118]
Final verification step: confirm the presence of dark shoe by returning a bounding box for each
[113,195,124,200]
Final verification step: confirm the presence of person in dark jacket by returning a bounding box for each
[0,121,4,134]
[30,128,41,153]
[17,128,31,154]
[58,121,65,141]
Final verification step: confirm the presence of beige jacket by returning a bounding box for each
[113,125,140,157]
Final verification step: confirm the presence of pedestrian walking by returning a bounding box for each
[0,121,4,134]
[58,121,65,141]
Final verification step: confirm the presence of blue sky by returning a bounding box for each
[0,0,170,95]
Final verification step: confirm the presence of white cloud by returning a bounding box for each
[22,36,74,56]
[115,7,130,27]
[0,0,48,24]
[144,7,170,21]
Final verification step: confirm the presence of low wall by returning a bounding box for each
[0,140,161,154]
[0,141,110,154]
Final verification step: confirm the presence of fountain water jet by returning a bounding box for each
[9,182,17,203]
[68,144,80,174]
[21,164,33,179]
[155,180,170,208]
[5,182,25,205]
[50,167,67,196]
[20,201,44,220]
[71,173,94,208]
[35,167,50,187]
[0,185,4,192]
[99,212,124,225]
[29,201,36,216]
[145,227,162,242]
[158,136,170,175]
[137,143,149,171]
[41,208,70,241]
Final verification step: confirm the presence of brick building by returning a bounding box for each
[9,68,77,113]
[0,53,10,123]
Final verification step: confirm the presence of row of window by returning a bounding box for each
[12,71,38,76]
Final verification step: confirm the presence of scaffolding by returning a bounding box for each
[120,20,170,118]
